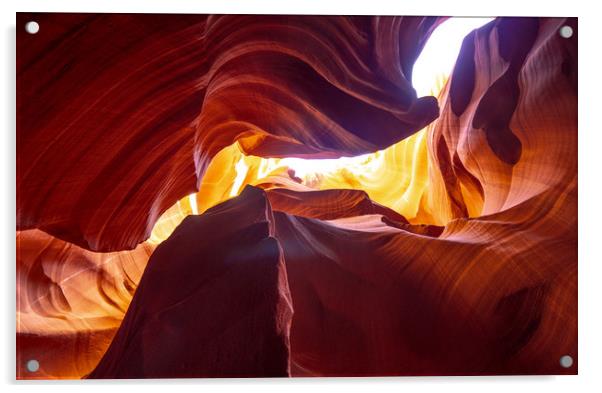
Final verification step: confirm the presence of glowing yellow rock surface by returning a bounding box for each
[148,75,455,244]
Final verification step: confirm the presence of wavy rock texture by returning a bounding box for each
[17,13,441,252]
[16,14,577,379]
[16,229,153,378]
[429,17,577,224]
[275,184,576,375]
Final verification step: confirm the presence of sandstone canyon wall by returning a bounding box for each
[16,14,577,378]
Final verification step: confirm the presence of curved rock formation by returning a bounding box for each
[429,17,577,224]
[16,14,577,378]
[17,13,441,252]
[277,182,576,375]
[16,229,152,379]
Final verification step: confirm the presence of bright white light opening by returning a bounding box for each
[278,152,381,179]
[412,17,494,97]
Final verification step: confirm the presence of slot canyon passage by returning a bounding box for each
[16,14,577,379]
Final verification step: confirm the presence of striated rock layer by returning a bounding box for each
[17,13,441,252]
[16,229,152,378]
[16,14,577,378]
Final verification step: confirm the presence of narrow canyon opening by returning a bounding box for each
[148,17,494,245]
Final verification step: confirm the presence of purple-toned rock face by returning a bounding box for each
[89,186,293,378]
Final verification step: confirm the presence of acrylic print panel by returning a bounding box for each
[16,13,577,379]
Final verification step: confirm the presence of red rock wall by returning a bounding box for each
[17,13,441,252]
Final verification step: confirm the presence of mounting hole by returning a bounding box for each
[25,21,40,34]
[559,25,573,39]
[559,355,573,368]
[26,359,40,372]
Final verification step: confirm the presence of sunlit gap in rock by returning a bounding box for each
[267,17,494,180]
[147,17,494,245]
